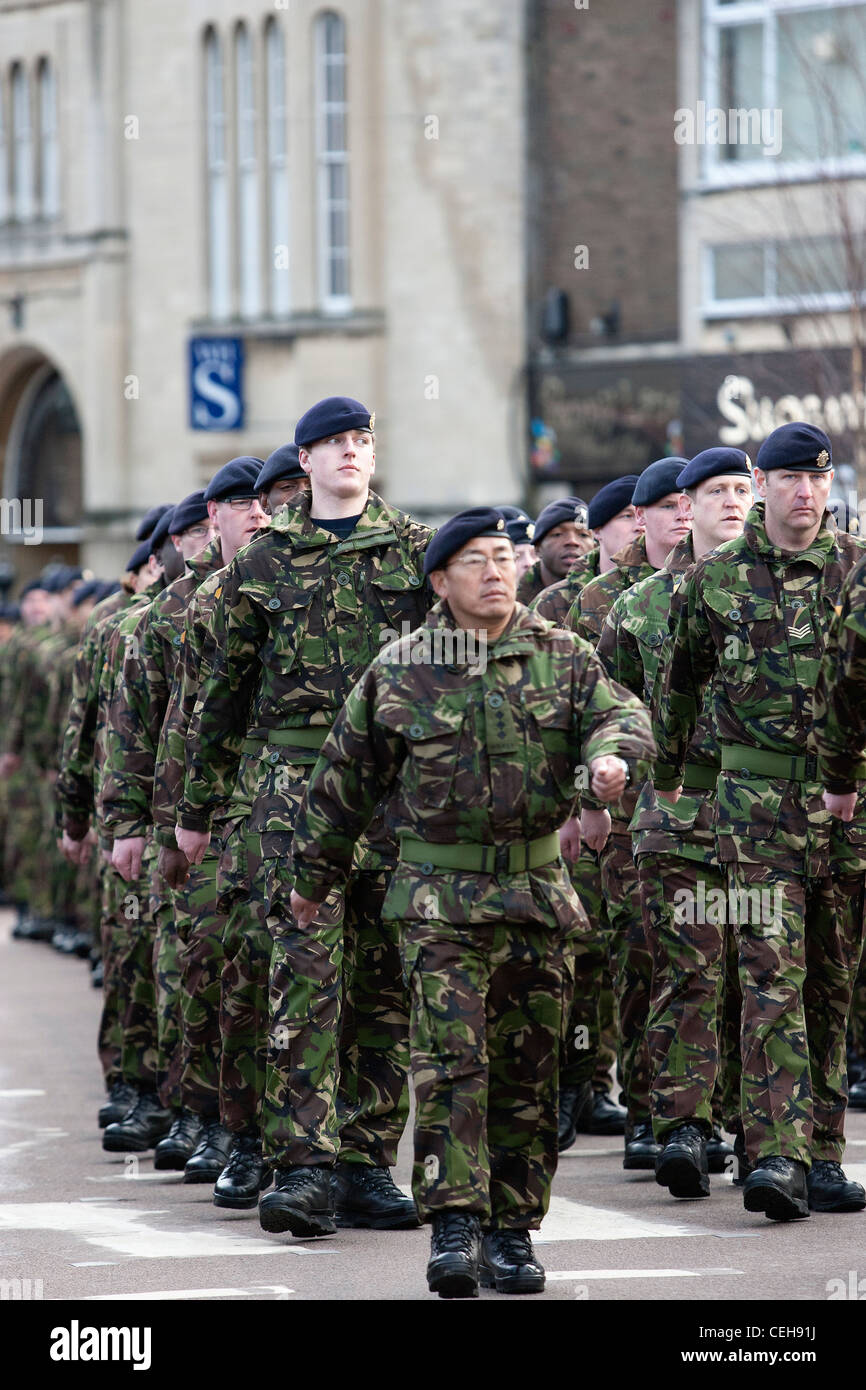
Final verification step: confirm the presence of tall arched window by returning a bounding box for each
[314,11,350,313]
[11,63,34,222]
[265,17,290,318]
[204,28,230,320]
[37,58,59,219]
[0,75,8,224]
[235,23,261,319]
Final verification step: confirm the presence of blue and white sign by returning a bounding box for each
[189,337,245,431]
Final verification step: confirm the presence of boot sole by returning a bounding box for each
[97,1110,127,1129]
[102,1133,163,1153]
[213,1175,274,1210]
[743,1179,809,1221]
[807,1193,866,1213]
[623,1152,659,1171]
[427,1260,479,1299]
[655,1154,710,1199]
[479,1266,545,1294]
[259,1200,337,1237]
[153,1149,197,1171]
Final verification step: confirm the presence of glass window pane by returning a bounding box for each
[712,244,766,300]
[719,23,764,163]
[777,235,850,297]
[778,7,866,161]
[326,111,346,154]
[327,162,347,201]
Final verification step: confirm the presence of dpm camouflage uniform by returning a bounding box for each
[290,602,655,1226]
[598,534,741,1143]
[179,493,432,1163]
[654,503,866,1166]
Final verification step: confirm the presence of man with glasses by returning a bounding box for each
[288,506,655,1296]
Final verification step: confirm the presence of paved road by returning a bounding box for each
[1,908,865,1304]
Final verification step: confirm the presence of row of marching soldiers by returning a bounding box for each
[5,399,866,1300]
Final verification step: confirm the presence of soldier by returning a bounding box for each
[515,497,591,605]
[654,421,866,1220]
[176,397,429,1232]
[571,458,689,1169]
[257,442,311,516]
[598,447,753,1195]
[289,506,655,1297]
[497,506,536,582]
[532,475,641,626]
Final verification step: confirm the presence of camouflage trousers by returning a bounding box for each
[97,859,124,1088]
[5,763,53,917]
[152,892,183,1113]
[264,868,410,1169]
[637,854,741,1143]
[401,918,572,1227]
[850,955,866,1058]
[115,839,159,1091]
[600,831,652,1126]
[727,863,866,1165]
[560,846,617,1092]
[174,851,227,1119]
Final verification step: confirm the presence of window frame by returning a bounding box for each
[265,15,290,319]
[204,27,231,322]
[314,9,351,316]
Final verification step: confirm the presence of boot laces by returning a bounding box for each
[810,1159,844,1181]
[433,1212,479,1255]
[488,1229,534,1264]
[224,1136,261,1174]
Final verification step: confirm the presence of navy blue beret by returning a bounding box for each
[127,540,152,573]
[42,565,84,593]
[96,580,121,603]
[148,508,175,554]
[756,422,832,473]
[135,504,173,542]
[256,443,305,491]
[19,577,48,597]
[587,476,640,530]
[169,490,209,535]
[71,578,103,608]
[424,507,509,577]
[676,448,752,490]
[497,505,536,546]
[203,457,265,504]
[632,459,688,508]
[533,496,589,546]
[294,396,375,449]
[0,601,20,621]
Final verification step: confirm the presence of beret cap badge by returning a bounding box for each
[817,449,830,467]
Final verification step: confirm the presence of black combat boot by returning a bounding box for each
[557,1081,594,1152]
[849,1080,866,1110]
[91,958,104,989]
[578,1088,627,1136]
[742,1156,809,1221]
[102,1091,173,1152]
[731,1124,753,1187]
[426,1211,481,1299]
[479,1229,546,1294]
[183,1118,233,1183]
[213,1134,273,1209]
[655,1123,710,1198]
[98,1081,138,1129]
[706,1124,735,1174]
[623,1121,661,1171]
[153,1110,203,1170]
[332,1162,420,1229]
[259,1166,336,1237]
[806,1160,866,1213]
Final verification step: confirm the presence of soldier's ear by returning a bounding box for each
[429,570,448,601]
[753,467,768,499]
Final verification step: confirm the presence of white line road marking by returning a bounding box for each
[85,1285,295,1301]
[537,1195,755,1244]
[72,1262,118,1267]
[0,1089,46,1098]
[86,1172,185,1183]
[557,1147,622,1159]
[0,1203,343,1260]
[0,1134,68,1161]
[547,1267,744,1282]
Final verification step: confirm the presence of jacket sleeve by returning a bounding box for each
[99,608,167,838]
[814,573,866,792]
[574,647,656,776]
[652,572,716,791]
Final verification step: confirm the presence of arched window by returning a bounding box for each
[11,63,34,222]
[314,11,350,313]
[235,23,261,319]
[37,58,59,219]
[265,17,290,318]
[204,28,230,320]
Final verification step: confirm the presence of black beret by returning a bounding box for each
[19,577,47,597]
[126,540,152,573]
[0,601,20,622]
[71,578,103,608]
[533,496,589,545]
[632,459,688,508]
[41,565,84,593]
[135,504,173,542]
[169,490,209,535]
[587,476,640,530]
[756,422,832,473]
[424,507,509,577]
[203,456,265,504]
[497,505,536,546]
[294,396,375,448]
[256,443,305,491]
[149,508,175,554]
[95,580,121,603]
[676,448,752,490]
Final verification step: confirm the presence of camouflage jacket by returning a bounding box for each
[653,502,866,872]
[179,491,432,839]
[567,533,655,642]
[1,624,56,761]
[100,539,225,840]
[530,551,600,625]
[516,559,554,607]
[290,601,655,930]
[597,534,718,864]
[814,553,866,794]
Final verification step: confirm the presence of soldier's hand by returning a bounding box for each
[159,845,191,889]
[823,790,858,822]
[559,816,582,863]
[0,752,21,778]
[579,807,611,853]
[657,786,683,804]
[60,830,91,867]
[175,827,210,865]
[112,836,146,882]
[589,755,628,801]
[290,890,319,931]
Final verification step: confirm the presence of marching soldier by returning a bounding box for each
[516,497,591,605]
[497,506,537,583]
[532,475,640,626]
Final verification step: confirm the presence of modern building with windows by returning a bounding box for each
[0,0,527,581]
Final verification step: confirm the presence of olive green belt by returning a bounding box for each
[398,831,561,876]
[681,762,719,791]
[241,726,330,756]
[720,743,818,782]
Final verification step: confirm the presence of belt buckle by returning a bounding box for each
[494,844,510,876]
[804,752,817,781]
